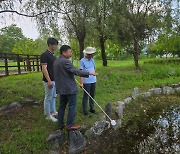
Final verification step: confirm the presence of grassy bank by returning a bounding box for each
[0,58,180,153]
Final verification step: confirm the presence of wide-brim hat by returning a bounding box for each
[83,47,96,54]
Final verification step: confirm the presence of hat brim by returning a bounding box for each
[83,51,96,54]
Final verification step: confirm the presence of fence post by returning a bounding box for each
[32,60,35,71]
[17,54,21,74]
[4,53,9,76]
[24,60,26,71]
[0,53,41,76]
[36,56,40,71]
[27,55,31,72]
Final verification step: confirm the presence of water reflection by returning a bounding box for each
[95,105,180,154]
[138,106,180,153]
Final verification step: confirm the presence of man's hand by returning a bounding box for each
[42,64,52,88]
[48,80,53,88]
[80,83,83,88]
[89,72,98,76]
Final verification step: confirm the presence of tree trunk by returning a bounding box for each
[100,37,107,66]
[78,39,85,60]
[133,39,139,69]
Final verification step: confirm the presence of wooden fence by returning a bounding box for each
[0,53,41,77]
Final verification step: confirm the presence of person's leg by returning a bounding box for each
[50,81,57,115]
[58,95,68,127]
[82,84,91,114]
[43,81,53,118]
[89,83,96,112]
[67,94,77,128]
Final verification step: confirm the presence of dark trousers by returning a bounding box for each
[82,83,96,114]
[58,94,76,128]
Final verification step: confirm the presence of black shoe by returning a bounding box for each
[83,112,88,115]
[83,112,91,117]
[90,110,98,114]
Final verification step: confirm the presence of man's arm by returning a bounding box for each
[64,60,96,77]
[40,53,53,88]
[42,64,53,88]
[79,60,84,87]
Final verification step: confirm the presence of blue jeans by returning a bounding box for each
[58,94,76,128]
[43,81,57,115]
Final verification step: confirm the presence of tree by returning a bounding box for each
[105,40,123,60]
[13,38,39,55]
[0,0,20,10]
[68,35,79,60]
[169,34,180,57]
[91,0,112,66]
[112,0,164,68]
[23,0,93,59]
[63,1,86,59]
[35,37,48,54]
[0,0,63,17]
[149,32,180,57]
[62,0,95,59]
[0,24,25,53]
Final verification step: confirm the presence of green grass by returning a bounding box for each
[0,57,180,153]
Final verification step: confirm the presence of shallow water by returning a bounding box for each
[96,105,180,154]
[138,106,180,153]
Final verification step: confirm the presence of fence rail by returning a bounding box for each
[0,53,41,76]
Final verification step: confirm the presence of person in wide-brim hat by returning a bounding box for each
[80,47,98,116]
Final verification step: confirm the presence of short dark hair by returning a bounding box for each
[60,45,71,54]
[47,38,58,46]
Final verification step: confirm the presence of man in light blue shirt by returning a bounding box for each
[79,47,98,116]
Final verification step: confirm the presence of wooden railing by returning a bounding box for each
[0,53,41,76]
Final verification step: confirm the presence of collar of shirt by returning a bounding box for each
[59,54,66,59]
[84,57,92,61]
[47,50,54,55]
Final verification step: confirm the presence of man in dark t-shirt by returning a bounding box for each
[40,37,58,122]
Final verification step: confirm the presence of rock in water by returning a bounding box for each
[104,102,112,120]
[69,130,86,154]
[47,130,66,149]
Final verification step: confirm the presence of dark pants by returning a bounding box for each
[58,94,76,128]
[82,83,96,114]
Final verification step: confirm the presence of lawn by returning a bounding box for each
[0,57,180,153]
